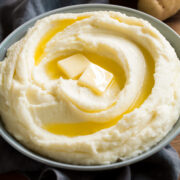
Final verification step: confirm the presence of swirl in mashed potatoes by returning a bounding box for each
[0,11,180,165]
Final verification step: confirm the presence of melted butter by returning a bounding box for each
[44,47,154,137]
[45,52,126,89]
[34,16,89,65]
[45,53,123,113]
[34,16,154,137]
[45,56,67,79]
[83,52,125,90]
[78,63,114,95]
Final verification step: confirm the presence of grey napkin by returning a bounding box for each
[0,136,180,180]
[0,0,180,180]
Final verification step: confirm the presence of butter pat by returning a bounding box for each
[57,54,89,79]
[78,64,113,95]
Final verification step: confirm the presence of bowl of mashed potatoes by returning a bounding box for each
[0,4,180,171]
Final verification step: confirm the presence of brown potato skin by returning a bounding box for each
[138,0,180,20]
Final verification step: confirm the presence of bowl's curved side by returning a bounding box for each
[0,4,180,171]
[0,117,180,171]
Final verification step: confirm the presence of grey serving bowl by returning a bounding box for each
[0,4,180,171]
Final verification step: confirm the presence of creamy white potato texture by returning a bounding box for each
[0,11,180,165]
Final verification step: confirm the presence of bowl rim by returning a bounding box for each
[0,3,180,171]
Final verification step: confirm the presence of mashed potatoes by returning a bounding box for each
[0,11,180,165]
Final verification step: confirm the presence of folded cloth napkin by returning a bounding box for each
[0,0,180,180]
[0,137,179,180]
